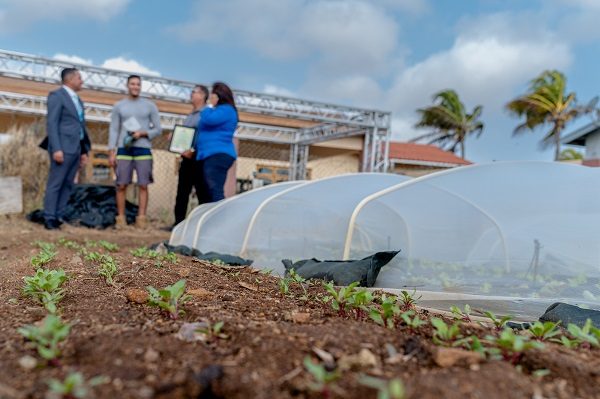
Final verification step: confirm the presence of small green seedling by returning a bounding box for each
[260,268,274,275]
[195,321,229,342]
[147,279,191,319]
[279,277,292,295]
[454,335,486,353]
[23,268,67,313]
[527,321,562,341]
[369,294,401,329]
[131,247,177,264]
[399,310,426,330]
[84,251,102,262]
[430,317,462,346]
[359,375,405,399]
[481,310,512,330]
[397,290,420,311]
[97,240,119,252]
[131,246,158,258]
[289,269,309,299]
[97,255,118,285]
[57,238,81,250]
[34,241,56,251]
[486,328,544,365]
[303,356,341,397]
[162,252,178,264]
[565,319,600,348]
[323,281,359,316]
[450,304,472,322]
[47,372,108,399]
[31,244,58,268]
[18,314,70,365]
[348,289,375,320]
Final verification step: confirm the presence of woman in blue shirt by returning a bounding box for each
[194,82,238,203]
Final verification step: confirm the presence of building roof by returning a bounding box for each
[389,142,472,167]
[561,121,600,146]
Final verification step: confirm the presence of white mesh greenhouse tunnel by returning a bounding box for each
[171,162,600,318]
[343,161,600,317]
[170,181,305,251]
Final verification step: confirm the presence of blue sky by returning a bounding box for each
[1,0,599,162]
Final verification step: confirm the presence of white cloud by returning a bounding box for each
[170,0,399,75]
[386,14,572,141]
[373,0,430,14]
[0,0,131,32]
[101,57,161,76]
[53,53,92,66]
[304,74,384,106]
[263,84,296,98]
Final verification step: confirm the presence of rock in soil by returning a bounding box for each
[338,348,378,371]
[17,355,37,371]
[432,347,484,368]
[285,311,310,324]
[188,288,215,300]
[144,348,160,363]
[176,322,211,343]
[126,288,149,304]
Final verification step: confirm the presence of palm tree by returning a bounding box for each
[558,148,583,161]
[412,90,484,159]
[506,70,596,161]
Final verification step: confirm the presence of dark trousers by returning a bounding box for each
[43,152,80,222]
[173,157,198,225]
[195,153,235,204]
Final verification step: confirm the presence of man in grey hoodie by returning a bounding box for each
[108,75,161,228]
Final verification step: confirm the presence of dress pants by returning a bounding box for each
[43,152,80,222]
[173,157,198,225]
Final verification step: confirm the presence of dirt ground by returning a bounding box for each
[0,215,599,399]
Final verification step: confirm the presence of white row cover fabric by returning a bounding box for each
[170,163,600,315]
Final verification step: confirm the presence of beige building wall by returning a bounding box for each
[236,148,360,181]
[392,164,448,178]
[308,152,360,179]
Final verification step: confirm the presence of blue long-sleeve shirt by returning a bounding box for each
[195,104,238,160]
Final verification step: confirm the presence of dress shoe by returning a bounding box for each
[44,219,61,230]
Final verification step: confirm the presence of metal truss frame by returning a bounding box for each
[0,49,390,127]
[0,48,392,175]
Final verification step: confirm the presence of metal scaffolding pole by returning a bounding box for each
[288,143,309,180]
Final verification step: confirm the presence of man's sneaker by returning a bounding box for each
[135,215,148,229]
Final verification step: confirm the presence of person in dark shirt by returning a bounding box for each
[173,84,209,226]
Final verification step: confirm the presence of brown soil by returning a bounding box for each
[0,216,599,399]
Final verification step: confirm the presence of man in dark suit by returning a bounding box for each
[41,67,91,230]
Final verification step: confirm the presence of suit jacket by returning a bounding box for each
[40,87,91,155]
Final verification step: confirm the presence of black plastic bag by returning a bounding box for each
[150,241,253,266]
[539,302,600,328]
[27,184,138,229]
[195,252,253,266]
[282,250,400,287]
